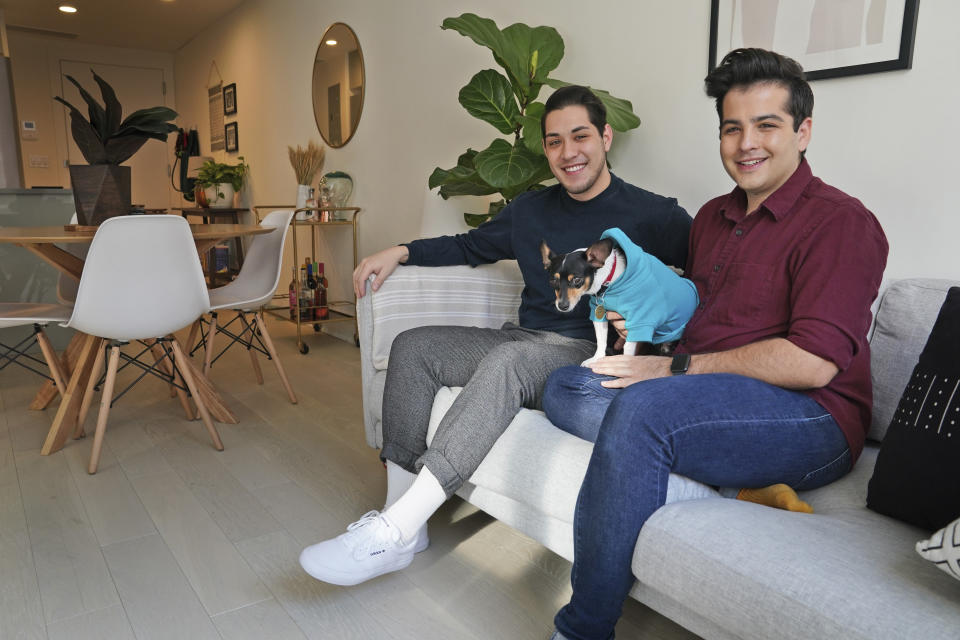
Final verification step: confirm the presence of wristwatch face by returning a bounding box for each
[671,353,691,375]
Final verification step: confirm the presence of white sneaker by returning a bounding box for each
[412,523,430,554]
[299,511,419,586]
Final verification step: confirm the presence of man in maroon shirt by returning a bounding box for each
[543,48,889,640]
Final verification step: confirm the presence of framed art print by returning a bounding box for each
[709,0,920,80]
[225,121,238,152]
[223,82,237,115]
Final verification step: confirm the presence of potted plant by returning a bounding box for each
[54,70,178,225]
[193,157,249,208]
[429,14,642,226]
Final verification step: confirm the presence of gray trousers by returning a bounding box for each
[380,323,595,498]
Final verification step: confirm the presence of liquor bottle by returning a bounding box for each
[305,257,317,290]
[288,267,297,320]
[299,263,312,321]
[317,262,329,320]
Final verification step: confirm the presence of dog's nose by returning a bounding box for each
[558,299,569,311]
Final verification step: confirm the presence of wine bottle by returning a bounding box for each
[288,267,297,320]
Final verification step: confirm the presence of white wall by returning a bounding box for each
[173,0,960,289]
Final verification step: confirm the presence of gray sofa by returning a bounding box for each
[358,262,960,639]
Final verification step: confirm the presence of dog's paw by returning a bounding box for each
[581,355,602,367]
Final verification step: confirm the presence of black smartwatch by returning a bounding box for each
[670,353,691,376]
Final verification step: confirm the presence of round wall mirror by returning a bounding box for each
[312,23,365,148]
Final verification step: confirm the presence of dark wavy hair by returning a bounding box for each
[704,48,813,132]
[541,85,607,138]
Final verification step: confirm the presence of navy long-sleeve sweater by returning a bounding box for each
[404,174,692,341]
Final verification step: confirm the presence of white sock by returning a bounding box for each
[384,466,446,543]
[383,460,417,509]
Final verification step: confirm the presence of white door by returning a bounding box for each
[59,61,173,210]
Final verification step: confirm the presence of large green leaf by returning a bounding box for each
[458,70,521,134]
[464,199,506,228]
[442,14,563,100]
[429,149,498,199]
[63,74,107,141]
[519,101,546,154]
[500,22,563,86]
[92,71,122,138]
[499,156,554,201]
[545,79,641,131]
[473,138,545,190]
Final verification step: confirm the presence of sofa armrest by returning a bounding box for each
[357,261,524,447]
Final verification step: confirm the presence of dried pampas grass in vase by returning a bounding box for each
[288,140,325,214]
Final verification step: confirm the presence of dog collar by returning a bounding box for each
[597,252,616,295]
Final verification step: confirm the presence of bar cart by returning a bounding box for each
[253,205,361,354]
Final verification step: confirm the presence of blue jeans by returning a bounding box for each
[545,366,852,640]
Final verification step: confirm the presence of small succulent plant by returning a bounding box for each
[54,69,178,165]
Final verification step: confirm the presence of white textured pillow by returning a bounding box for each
[916,516,960,581]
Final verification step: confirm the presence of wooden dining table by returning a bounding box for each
[0,222,271,455]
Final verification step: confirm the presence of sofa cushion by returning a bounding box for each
[917,516,960,582]
[869,279,957,441]
[867,286,960,531]
[633,447,960,640]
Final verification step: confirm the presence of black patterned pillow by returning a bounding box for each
[916,516,960,581]
[867,287,960,531]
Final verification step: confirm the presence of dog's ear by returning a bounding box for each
[540,240,555,270]
[585,238,614,268]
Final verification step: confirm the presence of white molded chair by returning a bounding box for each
[65,215,223,473]
[0,304,72,394]
[195,209,297,404]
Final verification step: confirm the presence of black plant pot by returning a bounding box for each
[68,164,131,226]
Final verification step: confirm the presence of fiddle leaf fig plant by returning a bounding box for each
[429,13,642,227]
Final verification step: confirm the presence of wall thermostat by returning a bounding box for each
[21,120,39,140]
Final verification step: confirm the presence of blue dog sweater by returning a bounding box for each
[589,227,699,344]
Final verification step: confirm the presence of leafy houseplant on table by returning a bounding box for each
[429,13,642,227]
[54,70,178,225]
[193,158,249,208]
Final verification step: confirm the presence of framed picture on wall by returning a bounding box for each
[223,83,237,115]
[709,0,920,80]
[225,122,238,152]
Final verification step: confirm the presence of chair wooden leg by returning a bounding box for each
[254,312,297,404]
[240,312,264,385]
[88,345,121,474]
[171,340,223,451]
[148,339,194,418]
[75,339,106,439]
[30,331,83,410]
[203,313,218,376]
[35,328,67,398]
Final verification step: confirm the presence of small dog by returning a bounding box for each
[541,227,699,366]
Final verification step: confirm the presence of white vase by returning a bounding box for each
[295,184,311,219]
[204,183,235,208]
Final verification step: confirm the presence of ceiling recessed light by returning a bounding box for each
[58,4,78,13]
[325,39,337,46]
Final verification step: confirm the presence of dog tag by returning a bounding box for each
[595,305,606,319]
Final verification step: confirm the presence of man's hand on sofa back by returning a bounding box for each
[354,245,410,298]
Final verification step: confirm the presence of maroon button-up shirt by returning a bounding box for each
[678,160,888,462]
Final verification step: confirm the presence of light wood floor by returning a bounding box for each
[0,317,700,640]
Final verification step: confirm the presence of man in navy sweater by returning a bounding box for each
[298,85,692,586]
